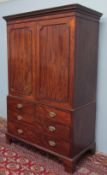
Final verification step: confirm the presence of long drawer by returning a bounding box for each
[38,118,71,141]
[42,134,71,156]
[8,121,71,156]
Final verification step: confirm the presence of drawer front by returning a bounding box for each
[36,117,70,141]
[36,105,71,126]
[8,110,34,125]
[8,121,70,156]
[8,121,43,145]
[43,134,70,156]
[7,96,34,114]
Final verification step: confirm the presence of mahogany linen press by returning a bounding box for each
[3,4,102,173]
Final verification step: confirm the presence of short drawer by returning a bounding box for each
[8,110,34,125]
[7,96,34,114]
[36,105,71,126]
[8,121,43,145]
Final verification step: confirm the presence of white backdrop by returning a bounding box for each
[0,0,106,153]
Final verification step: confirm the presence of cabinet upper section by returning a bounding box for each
[4,4,102,110]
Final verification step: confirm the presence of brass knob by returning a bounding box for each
[49,112,56,118]
[17,129,23,134]
[48,126,56,132]
[16,104,23,109]
[49,140,56,147]
[17,115,23,121]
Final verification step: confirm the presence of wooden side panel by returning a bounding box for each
[8,22,36,99]
[36,18,75,108]
[74,17,99,107]
[72,103,96,157]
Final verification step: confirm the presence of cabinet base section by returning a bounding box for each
[6,133,96,173]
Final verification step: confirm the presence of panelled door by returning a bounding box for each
[36,17,75,108]
[8,22,36,100]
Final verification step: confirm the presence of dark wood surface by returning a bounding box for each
[8,96,72,150]
[7,22,36,100]
[7,96,34,113]
[37,19,70,103]
[8,121,71,156]
[73,16,99,107]
[36,17,75,109]
[4,4,102,173]
[36,104,71,126]
[72,103,96,157]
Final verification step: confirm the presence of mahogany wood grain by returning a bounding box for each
[8,97,72,141]
[72,103,96,157]
[36,104,72,126]
[8,110,71,141]
[8,121,43,145]
[42,134,71,156]
[7,96,34,114]
[37,20,70,103]
[8,121,71,156]
[7,22,36,100]
[34,116,71,141]
[36,17,75,109]
[8,110,34,125]
[73,16,100,107]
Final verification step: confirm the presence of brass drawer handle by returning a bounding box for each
[49,140,56,147]
[17,115,23,121]
[17,129,23,134]
[48,126,56,132]
[49,112,56,118]
[16,104,23,109]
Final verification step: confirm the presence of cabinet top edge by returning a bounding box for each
[3,4,102,22]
